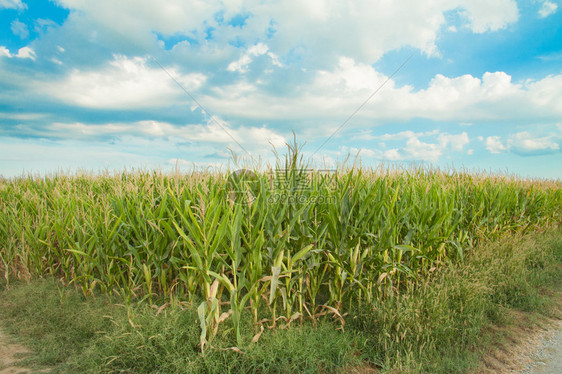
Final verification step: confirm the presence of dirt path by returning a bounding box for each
[520,320,562,374]
[0,327,34,374]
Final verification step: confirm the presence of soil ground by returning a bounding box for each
[0,327,33,374]
[520,319,562,374]
[476,292,562,374]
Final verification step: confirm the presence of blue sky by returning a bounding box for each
[1,0,561,179]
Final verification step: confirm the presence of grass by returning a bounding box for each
[0,278,120,367]
[1,229,560,373]
[0,279,362,373]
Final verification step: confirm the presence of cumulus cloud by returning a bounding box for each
[315,57,388,93]
[15,46,36,60]
[254,0,519,60]
[526,74,562,109]
[538,1,558,18]
[485,136,507,154]
[0,46,36,60]
[40,55,207,109]
[508,132,560,155]
[438,132,470,151]
[459,0,519,33]
[348,131,470,162]
[403,71,524,119]
[0,47,11,58]
[200,59,562,126]
[53,0,231,49]
[50,0,521,65]
[402,136,445,162]
[227,43,281,73]
[0,0,26,10]
[483,132,560,155]
[14,50,562,131]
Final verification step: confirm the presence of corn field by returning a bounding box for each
[1,147,561,349]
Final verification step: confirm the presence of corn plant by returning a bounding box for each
[1,144,561,351]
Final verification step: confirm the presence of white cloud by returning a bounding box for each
[201,59,562,126]
[44,120,287,154]
[481,71,521,97]
[438,132,470,151]
[539,1,558,18]
[526,74,562,108]
[0,112,47,120]
[256,1,440,60]
[346,131,469,162]
[315,57,388,93]
[227,42,277,73]
[15,46,36,60]
[459,0,519,33]
[19,50,561,128]
[403,136,444,162]
[51,0,521,65]
[53,0,231,48]
[508,132,560,154]
[485,136,507,154]
[0,46,36,60]
[483,132,560,155]
[227,54,253,73]
[382,149,401,161]
[10,19,29,39]
[0,46,11,58]
[261,0,519,60]
[40,55,206,109]
[349,147,377,158]
[0,0,26,10]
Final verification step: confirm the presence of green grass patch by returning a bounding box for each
[0,279,362,373]
[348,229,562,373]
[0,278,120,367]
